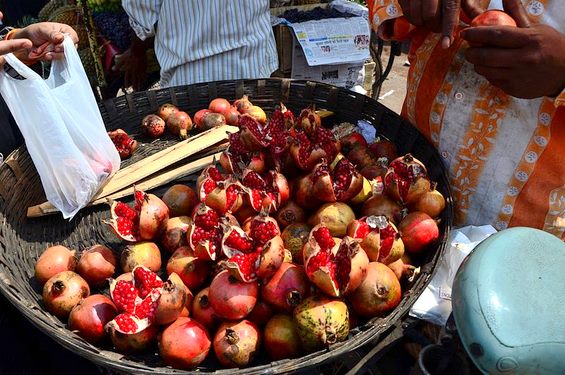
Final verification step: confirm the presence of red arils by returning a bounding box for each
[224,228,255,253]
[312,226,335,251]
[108,129,138,160]
[133,266,164,299]
[384,154,431,204]
[347,215,405,264]
[110,280,139,313]
[290,128,338,171]
[110,313,146,334]
[296,107,321,135]
[311,158,363,202]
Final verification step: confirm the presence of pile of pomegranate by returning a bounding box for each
[34,97,446,370]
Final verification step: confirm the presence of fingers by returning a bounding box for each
[0,39,33,56]
[423,0,440,24]
[502,0,531,27]
[461,26,528,48]
[465,45,525,67]
[411,0,423,25]
[442,0,462,48]
[461,0,485,20]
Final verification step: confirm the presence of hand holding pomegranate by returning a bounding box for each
[462,8,565,98]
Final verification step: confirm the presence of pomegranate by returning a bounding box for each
[339,131,368,154]
[241,169,289,213]
[196,167,225,204]
[159,317,211,369]
[222,105,240,126]
[209,98,231,114]
[346,145,376,170]
[188,203,223,261]
[296,106,321,134]
[387,256,420,282]
[201,112,226,130]
[290,127,339,171]
[141,114,166,138]
[360,158,389,180]
[204,177,244,214]
[107,129,137,159]
[281,223,312,264]
[303,226,369,297]
[275,200,306,229]
[293,295,349,352]
[160,216,191,253]
[76,244,116,287]
[238,114,271,151]
[213,320,261,368]
[311,158,363,202]
[120,241,161,273]
[42,271,90,319]
[409,185,446,218]
[384,154,431,204]
[308,202,356,237]
[261,262,310,313]
[220,147,265,175]
[166,111,193,139]
[157,103,179,122]
[166,246,210,291]
[153,276,188,325]
[233,95,253,113]
[247,300,274,327]
[68,294,118,344]
[471,9,517,27]
[398,211,439,253]
[264,314,302,360]
[105,188,170,242]
[368,136,398,161]
[193,109,212,129]
[347,215,405,264]
[293,174,322,210]
[106,313,159,353]
[349,262,402,317]
[246,105,267,124]
[208,270,258,321]
[361,193,403,224]
[350,176,373,205]
[35,245,76,285]
[192,287,218,330]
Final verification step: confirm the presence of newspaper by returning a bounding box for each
[288,16,370,66]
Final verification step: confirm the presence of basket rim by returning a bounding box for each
[0,78,454,374]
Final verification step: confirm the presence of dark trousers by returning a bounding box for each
[0,94,24,159]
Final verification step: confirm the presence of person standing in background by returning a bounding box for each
[121,0,278,88]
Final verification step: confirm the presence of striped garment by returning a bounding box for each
[368,0,565,238]
[122,0,278,87]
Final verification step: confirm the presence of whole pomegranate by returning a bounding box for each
[275,201,306,229]
[141,114,166,138]
[192,287,218,330]
[157,103,179,122]
[153,276,188,325]
[209,98,231,114]
[166,111,193,139]
[120,241,162,273]
[233,95,253,113]
[68,294,118,344]
[35,245,76,285]
[193,109,212,129]
[208,270,258,321]
[368,136,398,160]
[471,9,517,27]
[201,112,226,130]
[159,317,211,369]
[246,300,274,327]
[349,262,402,317]
[293,295,349,352]
[76,244,116,287]
[308,202,356,237]
[222,106,240,126]
[160,216,192,253]
[361,193,403,224]
[162,184,197,218]
[409,186,446,219]
[213,320,261,368]
[166,246,210,291]
[264,314,303,361]
[281,223,312,264]
[261,262,310,313]
[398,211,440,253]
[43,271,90,319]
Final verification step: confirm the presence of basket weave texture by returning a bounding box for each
[0,79,453,374]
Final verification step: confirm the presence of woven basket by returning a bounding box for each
[0,79,453,374]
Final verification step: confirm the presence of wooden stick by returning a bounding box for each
[26,125,237,218]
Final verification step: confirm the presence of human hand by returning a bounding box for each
[12,21,79,63]
[113,47,148,91]
[397,0,484,48]
[461,0,565,98]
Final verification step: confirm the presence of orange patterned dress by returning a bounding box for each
[368,0,565,238]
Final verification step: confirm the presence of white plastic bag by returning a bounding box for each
[0,36,120,219]
[409,225,498,326]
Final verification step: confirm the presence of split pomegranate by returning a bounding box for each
[384,154,431,204]
[241,169,289,213]
[42,271,90,319]
[296,106,321,134]
[264,314,303,360]
[349,262,402,317]
[159,317,211,369]
[68,294,118,344]
[107,129,137,159]
[347,215,405,264]
[303,226,368,297]
[293,295,349,352]
[188,203,223,261]
[208,270,258,321]
[290,127,339,171]
[213,320,261,368]
[141,114,166,138]
[35,245,76,285]
[105,313,159,353]
[311,158,363,202]
[166,246,210,291]
[76,244,116,287]
[105,188,170,242]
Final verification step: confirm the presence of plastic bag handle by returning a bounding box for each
[2,53,41,81]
